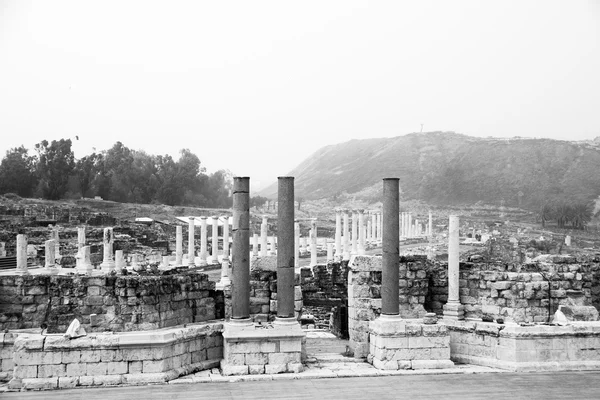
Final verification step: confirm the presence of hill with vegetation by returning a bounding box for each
[260,132,600,213]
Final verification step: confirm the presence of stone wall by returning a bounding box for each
[6,322,223,390]
[0,273,222,333]
[446,320,600,371]
[426,255,600,323]
[348,255,429,358]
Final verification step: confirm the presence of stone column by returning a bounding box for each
[115,250,125,269]
[277,177,296,320]
[377,212,382,241]
[44,239,58,274]
[343,210,350,260]
[428,211,433,237]
[175,225,183,266]
[162,256,170,269]
[371,212,377,241]
[78,246,93,275]
[188,217,196,267]
[269,236,277,255]
[252,233,259,256]
[200,217,208,266]
[100,227,115,272]
[260,216,268,257]
[232,177,250,320]
[52,228,60,259]
[211,216,219,264]
[367,218,372,243]
[327,243,334,262]
[0,242,5,257]
[334,209,342,260]
[351,210,358,255]
[408,213,412,238]
[358,209,365,255]
[382,178,400,315]
[444,215,464,320]
[16,234,29,275]
[77,226,86,250]
[217,216,231,289]
[401,212,405,237]
[310,218,318,267]
[294,221,300,268]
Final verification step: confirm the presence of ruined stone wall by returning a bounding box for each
[348,255,429,358]
[0,273,222,333]
[426,255,600,323]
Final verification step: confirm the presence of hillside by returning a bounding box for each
[260,132,600,209]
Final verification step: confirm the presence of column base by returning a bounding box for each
[443,302,465,320]
[215,277,231,290]
[369,315,453,370]
[14,269,30,276]
[100,261,116,272]
[41,267,59,275]
[221,318,305,376]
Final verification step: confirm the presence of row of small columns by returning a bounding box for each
[231,176,296,321]
[380,178,463,320]
[334,209,383,261]
[399,211,433,238]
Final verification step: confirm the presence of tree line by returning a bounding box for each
[539,201,595,230]
[0,139,233,208]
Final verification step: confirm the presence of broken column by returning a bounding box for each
[76,246,93,275]
[16,234,28,275]
[115,250,125,269]
[188,217,196,267]
[175,225,183,266]
[310,218,318,267]
[43,239,58,274]
[260,216,268,257]
[335,209,342,260]
[443,215,464,320]
[199,216,208,266]
[100,227,115,272]
[217,215,231,289]
[210,216,219,264]
[252,233,259,257]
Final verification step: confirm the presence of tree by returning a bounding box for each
[34,139,75,200]
[0,146,38,197]
[74,153,102,197]
[251,195,268,209]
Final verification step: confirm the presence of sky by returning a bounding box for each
[1,1,599,191]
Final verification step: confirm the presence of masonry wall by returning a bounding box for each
[348,255,429,358]
[6,322,223,390]
[426,255,600,323]
[0,273,222,333]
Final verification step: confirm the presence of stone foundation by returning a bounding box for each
[221,319,305,375]
[368,316,453,370]
[7,322,223,390]
[447,320,600,371]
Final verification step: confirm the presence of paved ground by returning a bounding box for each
[3,371,600,399]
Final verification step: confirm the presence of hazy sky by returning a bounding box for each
[1,1,599,190]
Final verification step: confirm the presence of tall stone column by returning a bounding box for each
[115,250,125,269]
[351,210,358,255]
[52,228,60,259]
[77,226,86,251]
[408,213,413,238]
[175,225,183,266]
[44,239,58,274]
[371,212,377,241]
[78,246,93,275]
[382,178,400,316]
[358,209,365,255]
[367,218,372,242]
[200,217,208,266]
[377,212,382,241]
[294,221,300,268]
[400,212,405,237]
[428,211,433,237]
[343,210,350,260]
[327,243,334,262]
[211,216,219,264]
[444,215,464,320]
[277,177,296,320]
[334,209,342,260]
[188,217,196,267]
[260,216,268,257]
[232,177,250,320]
[310,218,317,267]
[217,216,231,289]
[16,234,28,275]
[100,227,115,272]
[252,233,259,257]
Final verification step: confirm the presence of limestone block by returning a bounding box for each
[280,339,302,353]
[142,359,170,374]
[221,364,249,376]
[248,364,265,374]
[245,352,268,365]
[287,362,303,373]
[79,376,94,386]
[264,363,287,374]
[21,377,58,390]
[94,375,123,386]
[87,362,109,376]
[13,351,42,366]
[13,365,37,379]
[268,352,301,364]
[108,361,128,375]
[260,341,278,353]
[123,373,169,384]
[38,364,66,378]
[372,357,398,370]
[66,362,87,376]
[58,377,78,389]
[207,346,223,360]
[128,361,143,373]
[61,350,82,364]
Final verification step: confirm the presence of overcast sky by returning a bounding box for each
[1,1,599,190]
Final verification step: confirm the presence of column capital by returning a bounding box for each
[357,208,365,214]
[189,216,195,221]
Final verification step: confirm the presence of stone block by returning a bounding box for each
[248,364,265,374]
[61,350,81,364]
[38,363,66,378]
[58,377,78,389]
[268,352,300,364]
[411,360,454,369]
[287,362,303,373]
[280,339,302,353]
[22,377,58,390]
[94,374,123,386]
[372,357,398,370]
[265,363,287,374]
[87,362,109,376]
[13,365,38,379]
[221,364,248,376]
[245,352,268,365]
[79,376,94,386]
[128,361,143,374]
[107,361,128,375]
